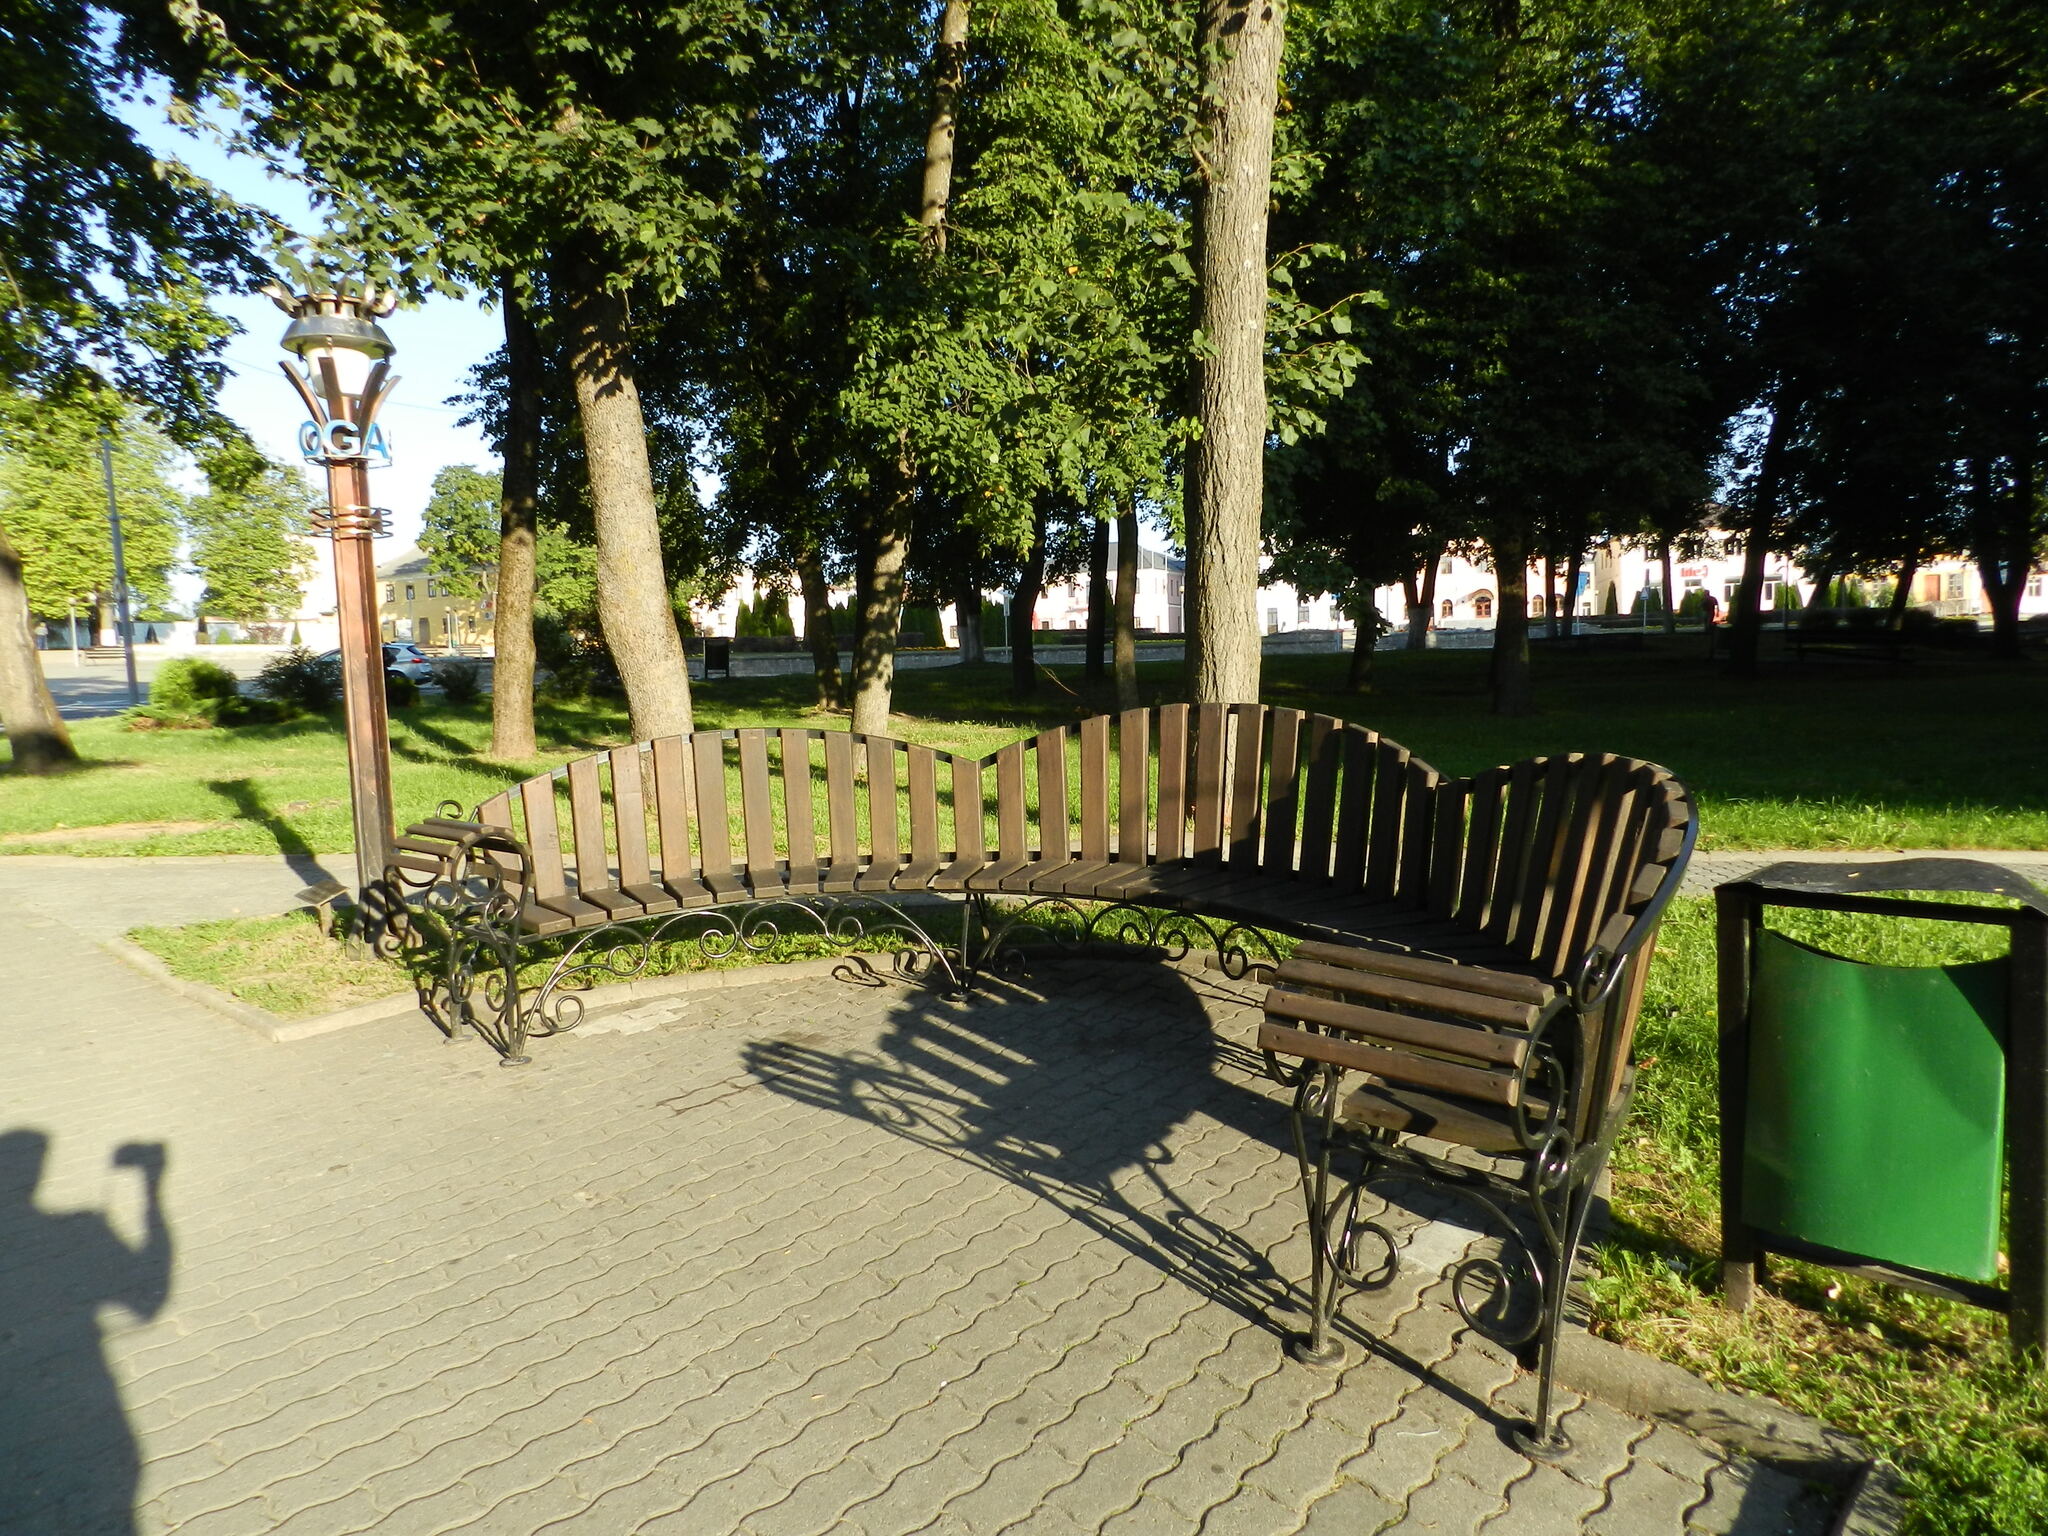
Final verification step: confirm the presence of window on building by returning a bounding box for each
[1530,595,1546,618]
[1039,618,1051,629]
[1472,592,1493,619]
[2029,574,2045,599]
[1266,607,1279,634]
[1439,557,1453,575]
[384,583,395,602]
[1296,602,1311,627]
[1944,572,1965,601]
[425,580,436,599]
[405,584,415,602]
[1440,599,1454,619]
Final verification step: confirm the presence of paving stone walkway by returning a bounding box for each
[0,868,1839,1535]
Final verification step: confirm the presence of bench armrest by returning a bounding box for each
[1570,807,1698,1012]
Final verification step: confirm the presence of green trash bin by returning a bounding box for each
[1717,859,2048,1357]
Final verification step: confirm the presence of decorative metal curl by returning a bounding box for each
[970,894,1282,985]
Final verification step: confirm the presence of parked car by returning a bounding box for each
[315,643,440,684]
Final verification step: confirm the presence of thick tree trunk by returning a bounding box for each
[1975,457,2033,661]
[850,462,911,737]
[1113,505,1140,712]
[1183,0,1286,706]
[1346,612,1375,693]
[489,279,541,758]
[1084,513,1109,681]
[1010,501,1049,699]
[1658,537,1677,634]
[918,1,970,250]
[1488,528,1533,716]
[0,524,77,773]
[799,547,842,709]
[566,274,693,740]
[1543,554,1560,639]
[954,564,985,665]
[1562,546,1583,638]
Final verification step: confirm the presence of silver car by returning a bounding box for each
[316,643,440,684]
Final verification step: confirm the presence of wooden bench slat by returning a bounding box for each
[1116,709,1149,865]
[1226,703,1266,868]
[1156,703,1190,862]
[972,741,1035,890]
[611,745,677,915]
[1264,981,1534,1061]
[1271,959,1544,1033]
[933,754,986,890]
[647,736,713,908]
[1257,1020,1520,1107]
[1455,767,1506,929]
[856,736,902,892]
[1190,703,1227,861]
[1398,760,1437,904]
[821,731,859,893]
[1507,756,1578,957]
[1261,708,1303,874]
[1539,754,1626,975]
[1079,715,1110,864]
[1331,727,1376,892]
[1428,778,1468,917]
[1038,727,1071,867]
[780,730,821,893]
[899,744,946,890]
[566,758,643,918]
[1363,737,1409,902]
[520,774,606,924]
[1289,939,1557,1005]
[693,732,746,900]
[1295,714,1342,884]
[1481,758,1542,946]
[736,729,784,896]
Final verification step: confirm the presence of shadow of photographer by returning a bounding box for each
[0,1130,171,1536]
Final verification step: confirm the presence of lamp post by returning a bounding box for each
[266,282,400,894]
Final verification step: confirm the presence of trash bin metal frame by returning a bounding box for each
[1715,859,2048,1360]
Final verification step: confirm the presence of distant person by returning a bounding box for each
[0,1131,170,1536]
[1702,591,1721,626]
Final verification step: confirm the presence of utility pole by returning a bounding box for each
[98,426,141,707]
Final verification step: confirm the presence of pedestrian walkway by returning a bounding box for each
[0,858,1843,1536]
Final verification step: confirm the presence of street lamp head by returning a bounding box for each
[281,311,395,398]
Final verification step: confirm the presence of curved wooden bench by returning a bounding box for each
[384,703,1691,1067]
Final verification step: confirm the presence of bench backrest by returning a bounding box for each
[468,703,1691,986]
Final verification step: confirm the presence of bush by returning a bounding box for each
[151,658,239,717]
[257,646,342,711]
[533,612,620,699]
[385,672,420,709]
[431,656,483,704]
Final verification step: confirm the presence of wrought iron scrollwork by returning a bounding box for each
[969,894,1282,985]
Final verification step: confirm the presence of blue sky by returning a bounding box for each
[124,97,504,553]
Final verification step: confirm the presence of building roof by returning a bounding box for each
[376,549,432,580]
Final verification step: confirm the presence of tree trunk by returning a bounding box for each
[1658,536,1677,634]
[1488,528,1533,716]
[1886,559,1918,630]
[1562,546,1583,638]
[565,273,693,740]
[489,278,541,758]
[850,459,910,737]
[1409,547,1441,649]
[1113,504,1140,712]
[1010,500,1049,699]
[0,523,77,773]
[1183,0,1286,706]
[799,547,842,709]
[1084,513,1109,681]
[1974,456,2033,661]
[1543,554,1560,639]
[848,0,970,737]
[1728,399,1799,680]
[954,563,985,665]
[1346,611,1375,693]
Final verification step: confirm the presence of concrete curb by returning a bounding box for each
[1554,1332,1900,1530]
[103,938,875,1046]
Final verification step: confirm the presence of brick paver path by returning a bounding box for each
[0,874,1834,1535]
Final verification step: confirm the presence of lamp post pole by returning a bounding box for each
[268,284,400,896]
[98,426,141,707]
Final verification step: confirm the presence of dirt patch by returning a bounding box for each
[0,820,221,845]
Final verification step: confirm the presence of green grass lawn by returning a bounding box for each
[6,639,2047,855]
[1605,896,2046,1535]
